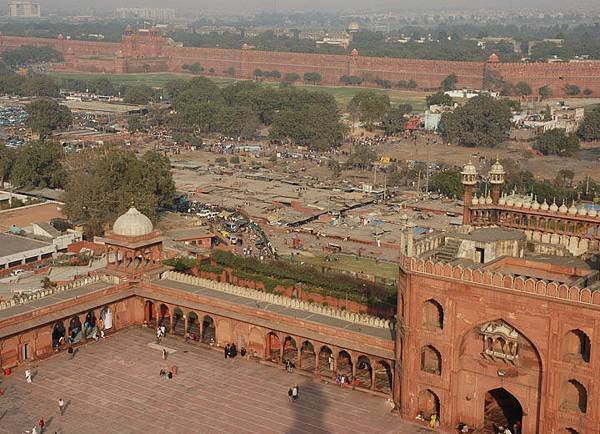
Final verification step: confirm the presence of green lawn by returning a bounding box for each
[297,252,399,282]
[48,72,427,111]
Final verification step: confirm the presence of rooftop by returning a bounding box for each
[0,232,52,258]
[0,202,64,232]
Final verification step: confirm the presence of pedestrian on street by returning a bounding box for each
[32,425,38,434]
[58,398,65,416]
[162,349,167,360]
[25,369,32,383]
[156,328,161,343]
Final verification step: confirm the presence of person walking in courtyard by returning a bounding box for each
[25,369,32,384]
[224,344,230,359]
[162,349,167,360]
[58,398,65,416]
[292,384,299,401]
[38,418,45,433]
[287,387,293,403]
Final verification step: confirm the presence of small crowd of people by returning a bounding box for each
[335,373,361,388]
[416,411,440,429]
[493,422,521,434]
[287,384,299,402]
[156,325,167,343]
[159,366,177,380]
[224,343,247,359]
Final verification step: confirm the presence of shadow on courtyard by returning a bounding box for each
[286,379,330,434]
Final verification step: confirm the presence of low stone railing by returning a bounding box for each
[161,270,394,330]
[0,274,121,311]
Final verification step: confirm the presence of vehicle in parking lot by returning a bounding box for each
[10,269,25,277]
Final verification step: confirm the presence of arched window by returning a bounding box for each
[355,355,372,389]
[422,299,443,329]
[561,379,587,414]
[266,332,280,362]
[283,336,298,366]
[420,345,442,375]
[300,341,315,372]
[338,350,353,376]
[187,311,200,340]
[318,346,333,375]
[562,329,591,363]
[374,360,393,394]
[172,308,184,336]
[565,429,579,434]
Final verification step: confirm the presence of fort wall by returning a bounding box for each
[1,35,600,96]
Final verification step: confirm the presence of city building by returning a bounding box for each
[7,1,40,18]
[114,8,176,22]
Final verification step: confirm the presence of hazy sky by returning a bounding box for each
[32,0,600,14]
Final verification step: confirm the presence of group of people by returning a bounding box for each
[156,325,167,343]
[493,422,521,434]
[159,367,177,379]
[287,384,299,402]
[415,412,440,429]
[224,343,247,359]
[335,373,360,388]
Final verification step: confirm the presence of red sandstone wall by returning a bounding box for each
[2,35,600,96]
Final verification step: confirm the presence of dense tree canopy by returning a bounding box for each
[1,45,63,68]
[10,141,66,189]
[381,104,412,136]
[62,147,175,235]
[440,95,512,147]
[348,90,391,129]
[577,105,600,141]
[0,144,16,186]
[426,91,454,107]
[441,73,458,91]
[25,99,72,139]
[429,169,464,198]
[123,85,156,104]
[533,129,580,157]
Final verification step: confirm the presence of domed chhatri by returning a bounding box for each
[112,207,154,237]
[488,159,505,183]
[487,53,500,63]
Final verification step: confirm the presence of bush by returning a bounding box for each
[564,84,581,96]
[533,129,580,156]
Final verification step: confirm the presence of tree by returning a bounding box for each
[583,88,593,96]
[440,95,511,147]
[253,68,264,79]
[303,72,322,84]
[62,147,175,236]
[441,73,458,91]
[224,67,236,76]
[340,75,363,86]
[91,78,118,96]
[19,75,59,97]
[10,141,66,188]
[514,81,532,96]
[429,169,464,198]
[577,105,600,141]
[0,144,16,187]
[1,45,63,67]
[555,169,575,188]
[564,84,581,96]
[381,104,412,136]
[538,85,553,99]
[328,159,342,177]
[283,72,300,84]
[25,99,72,139]
[124,85,155,104]
[187,63,203,74]
[230,155,241,164]
[127,116,144,133]
[348,90,391,129]
[347,143,377,169]
[270,103,345,151]
[533,129,580,156]
[426,91,454,107]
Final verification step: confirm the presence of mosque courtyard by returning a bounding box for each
[0,327,428,434]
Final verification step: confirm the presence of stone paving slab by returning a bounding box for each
[0,327,429,434]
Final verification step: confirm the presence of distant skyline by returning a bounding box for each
[28,0,600,14]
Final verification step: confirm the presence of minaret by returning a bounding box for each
[461,160,478,225]
[488,159,505,205]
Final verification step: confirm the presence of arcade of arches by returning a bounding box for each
[141,299,394,395]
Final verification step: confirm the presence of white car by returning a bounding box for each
[10,269,25,277]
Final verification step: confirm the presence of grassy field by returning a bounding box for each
[297,252,399,282]
[48,72,428,111]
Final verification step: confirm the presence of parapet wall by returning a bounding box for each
[2,34,600,96]
[403,256,600,307]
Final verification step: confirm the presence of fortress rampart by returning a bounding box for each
[1,33,600,96]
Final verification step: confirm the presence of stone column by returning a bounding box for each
[370,366,376,390]
[297,349,302,369]
[314,351,319,375]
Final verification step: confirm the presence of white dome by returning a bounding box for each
[540,200,549,211]
[112,207,154,237]
[589,208,598,217]
[558,202,567,214]
[550,200,559,212]
[577,207,588,216]
[462,160,477,175]
[485,195,493,205]
[489,159,505,175]
[498,194,506,206]
[472,194,479,205]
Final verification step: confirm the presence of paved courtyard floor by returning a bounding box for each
[0,327,431,434]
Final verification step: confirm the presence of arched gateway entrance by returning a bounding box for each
[484,388,522,433]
